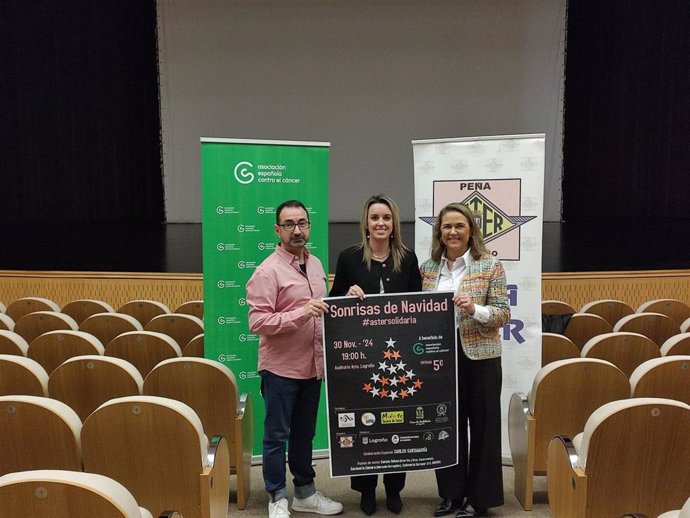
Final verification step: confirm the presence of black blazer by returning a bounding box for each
[329,245,422,296]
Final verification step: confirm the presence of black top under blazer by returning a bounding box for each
[329,245,422,296]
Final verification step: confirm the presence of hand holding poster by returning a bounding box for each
[323,291,458,477]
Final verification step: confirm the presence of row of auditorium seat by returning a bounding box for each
[1,306,203,347]
[508,356,690,515]
[543,298,690,339]
[543,298,690,327]
[0,393,229,518]
[0,328,203,376]
[542,330,690,375]
[0,297,203,323]
[0,355,252,512]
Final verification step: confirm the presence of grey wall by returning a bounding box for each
[157,0,565,223]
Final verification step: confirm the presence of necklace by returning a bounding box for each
[371,250,390,260]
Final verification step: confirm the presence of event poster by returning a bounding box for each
[323,291,457,477]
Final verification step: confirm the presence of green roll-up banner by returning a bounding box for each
[201,138,330,455]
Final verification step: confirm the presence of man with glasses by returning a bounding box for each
[247,199,343,518]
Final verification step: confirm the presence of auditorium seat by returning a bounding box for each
[541,332,579,366]
[508,358,629,511]
[630,356,690,404]
[658,496,690,518]
[661,333,690,356]
[614,312,679,348]
[49,355,144,421]
[143,357,253,509]
[636,298,690,328]
[82,395,230,518]
[542,300,576,315]
[579,299,634,327]
[0,469,181,518]
[183,333,204,357]
[175,300,204,320]
[5,297,60,322]
[0,329,29,356]
[581,331,660,377]
[0,354,49,396]
[105,331,181,377]
[80,312,143,346]
[14,311,79,344]
[547,398,690,518]
[0,395,82,476]
[119,300,171,326]
[144,313,204,354]
[62,299,115,325]
[28,330,104,375]
[0,313,14,331]
[563,313,613,351]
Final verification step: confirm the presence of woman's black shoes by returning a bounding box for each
[386,491,403,514]
[360,489,377,515]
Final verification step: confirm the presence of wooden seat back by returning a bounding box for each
[62,299,115,325]
[175,300,204,320]
[49,355,143,421]
[637,299,690,327]
[0,395,82,475]
[614,312,679,348]
[0,330,29,356]
[14,311,78,344]
[661,333,690,356]
[581,331,660,377]
[580,399,690,517]
[183,333,204,358]
[143,358,251,509]
[0,469,152,518]
[82,395,230,518]
[630,356,690,404]
[0,354,49,396]
[580,299,634,327]
[144,314,203,353]
[105,331,181,377]
[563,313,613,350]
[118,300,171,326]
[80,313,143,347]
[28,330,104,375]
[541,332,579,366]
[6,297,60,322]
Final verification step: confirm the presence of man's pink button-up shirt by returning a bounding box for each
[246,245,327,379]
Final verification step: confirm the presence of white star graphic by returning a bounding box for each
[390,377,399,386]
[387,364,398,374]
[370,373,380,383]
[407,386,417,395]
[406,369,416,379]
[378,361,388,371]
[389,390,398,400]
[371,387,380,397]
[385,338,396,348]
[396,361,407,371]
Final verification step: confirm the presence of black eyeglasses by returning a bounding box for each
[277,220,310,231]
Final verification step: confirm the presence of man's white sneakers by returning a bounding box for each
[292,491,344,515]
[269,498,291,518]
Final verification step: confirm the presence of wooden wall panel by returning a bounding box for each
[0,271,202,311]
[2,270,690,316]
[542,270,690,310]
